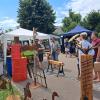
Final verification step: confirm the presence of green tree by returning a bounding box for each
[62,10,81,32]
[17,0,56,34]
[82,10,100,32]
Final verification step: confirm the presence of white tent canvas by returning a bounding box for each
[1,28,49,40]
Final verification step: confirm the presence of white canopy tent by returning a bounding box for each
[0,28,60,63]
[0,28,50,63]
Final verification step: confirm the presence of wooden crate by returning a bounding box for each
[80,55,93,100]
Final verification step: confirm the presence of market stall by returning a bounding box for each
[0,28,49,63]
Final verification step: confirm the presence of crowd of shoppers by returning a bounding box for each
[64,32,100,82]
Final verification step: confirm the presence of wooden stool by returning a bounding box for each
[47,60,54,72]
[47,60,65,77]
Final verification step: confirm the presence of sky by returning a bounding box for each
[0,0,100,29]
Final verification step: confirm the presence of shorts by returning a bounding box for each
[38,53,43,62]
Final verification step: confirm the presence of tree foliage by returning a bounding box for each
[17,0,56,34]
[62,10,100,33]
[62,10,81,32]
[81,10,100,32]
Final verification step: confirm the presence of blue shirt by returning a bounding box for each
[79,40,95,56]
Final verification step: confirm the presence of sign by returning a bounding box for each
[80,55,93,100]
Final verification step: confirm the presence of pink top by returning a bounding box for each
[92,38,100,46]
[92,38,100,58]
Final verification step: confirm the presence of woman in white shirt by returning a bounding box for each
[78,32,95,78]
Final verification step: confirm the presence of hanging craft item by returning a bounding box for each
[80,55,93,100]
[28,27,47,89]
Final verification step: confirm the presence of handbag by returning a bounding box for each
[94,62,100,72]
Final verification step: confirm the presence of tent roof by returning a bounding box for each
[2,28,49,40]
[4,28,48,37]
[1,28,60,40]
[63,25,92,37]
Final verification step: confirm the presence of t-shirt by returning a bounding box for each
[79,40,95,56]
[92,38,100,46]
[51,41,60,52]
[92,38,100,58]
[37,44,44,54]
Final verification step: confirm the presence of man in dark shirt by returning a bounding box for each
[35,39,44,68]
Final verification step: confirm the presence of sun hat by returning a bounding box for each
[80,32,87,36]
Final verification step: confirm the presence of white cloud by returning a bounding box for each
[0,17,19,30]
[66,0,100,17]
[55,7,66,26]
[55,0,100,26]
[54,22,62,26]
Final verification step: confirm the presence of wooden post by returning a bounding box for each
[33,27,37,86]
[80,55,93,100]
[33,27,37,43]
[28,27,48,88]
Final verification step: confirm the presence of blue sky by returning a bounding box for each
[0,0,19,20]
[0,0,66,20]
[0,0,100,28]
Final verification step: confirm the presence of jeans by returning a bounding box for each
[52,51,58,61]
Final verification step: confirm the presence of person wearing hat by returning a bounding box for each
[77,32,95,78]
[79,32,94,55]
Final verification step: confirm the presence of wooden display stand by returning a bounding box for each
[23,27,47,89]
[29,56,47,88]
[80,55,93,100]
